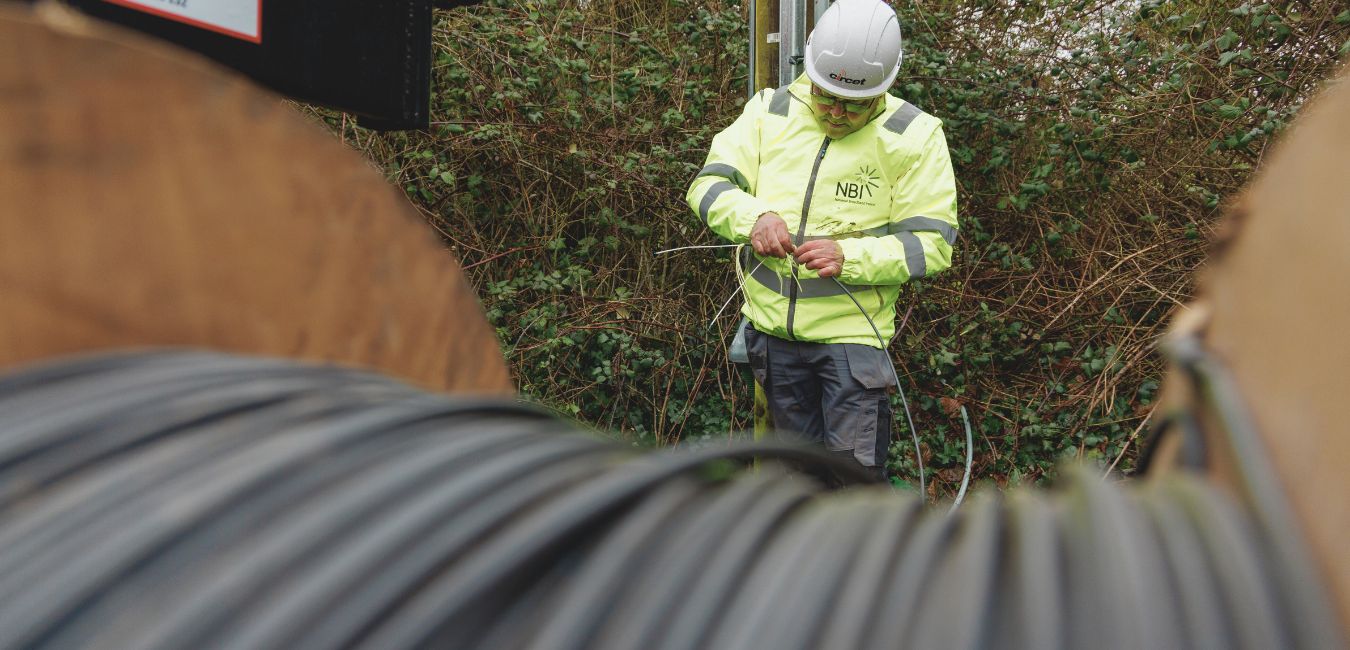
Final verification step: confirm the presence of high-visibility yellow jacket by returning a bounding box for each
[686,74,959,348]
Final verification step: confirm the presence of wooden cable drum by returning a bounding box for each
[1148,68,1350,629]
[0,4,511,395]
[1,2,1349,647]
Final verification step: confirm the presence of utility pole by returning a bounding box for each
[744,1,830,442]
[748,0,829,97]
[748,0,773,96]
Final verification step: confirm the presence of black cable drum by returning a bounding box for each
[0,350,1341,650]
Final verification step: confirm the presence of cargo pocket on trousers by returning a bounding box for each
[744,325,769,388]
[843,344,894,390]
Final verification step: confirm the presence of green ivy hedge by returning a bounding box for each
[312,0,1349,495]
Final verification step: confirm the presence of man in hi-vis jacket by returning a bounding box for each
[686,0,958,480]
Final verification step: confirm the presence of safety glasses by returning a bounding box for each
[809,85,879,114]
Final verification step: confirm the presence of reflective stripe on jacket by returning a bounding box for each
[686,74,959,348]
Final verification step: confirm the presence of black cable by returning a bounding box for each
[699,498,847,649]
[860,494,960,648]
[1062,465,1171,650]
[812,491,923,649]
[0,349,1341,650]
[40,421,476,650]
[736,497,883,650]
[18,411,570,649]
[1171,336,1345,648]
[512,479,712,650]
[520,473,786,650]
[230,442,624,650]
[3,399,471,645]
[999,488,1064,650]
[1138,479,1234,650]
[908,490,1002,649]
[167,421,582,650]
[350,443,868,650]
[1171,476,1286,650]
[643,473,816,650]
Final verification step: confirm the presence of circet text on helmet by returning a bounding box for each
[829,72,866,86]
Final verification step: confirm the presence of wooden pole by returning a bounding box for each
[752,0,777,93]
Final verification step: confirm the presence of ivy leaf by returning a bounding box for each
[1215,29,1239,51]
[1217,104,1243,119]
[1218,51,1240,66]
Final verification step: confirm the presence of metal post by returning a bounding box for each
[747,0,757,98]
[777,0,804,86]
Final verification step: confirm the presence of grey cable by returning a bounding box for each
[830,277,932,498]
[0,349,1340,650]
[949,405,975,514]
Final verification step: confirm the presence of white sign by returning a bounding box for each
[102,0,262,43]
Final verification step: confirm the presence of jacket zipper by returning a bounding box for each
[786,136,832,340]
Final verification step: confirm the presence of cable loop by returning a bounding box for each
[0,350,1339,650]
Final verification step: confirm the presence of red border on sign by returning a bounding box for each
[100,0,263,44]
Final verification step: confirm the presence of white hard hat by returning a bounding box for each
[804,0,903,99]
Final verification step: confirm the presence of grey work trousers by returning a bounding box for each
[743,324,894,476]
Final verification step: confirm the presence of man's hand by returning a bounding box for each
[794,240,845,278]
[750,212,794,258]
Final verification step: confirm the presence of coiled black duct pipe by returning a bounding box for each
[0,350,1341,649]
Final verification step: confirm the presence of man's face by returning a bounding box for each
[809,84,882,139]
